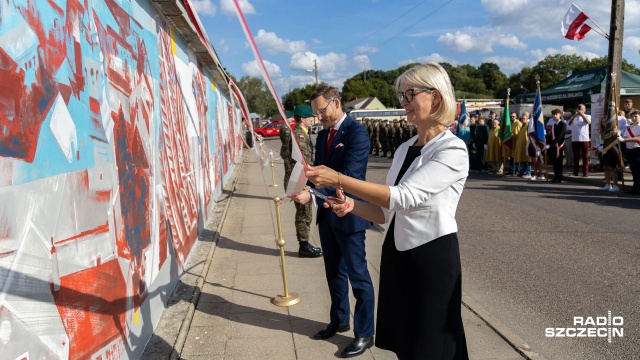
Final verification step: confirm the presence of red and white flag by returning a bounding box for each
[561,3,592,41]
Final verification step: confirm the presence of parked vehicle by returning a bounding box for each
[254,121,294,138]
[310,123,323,134]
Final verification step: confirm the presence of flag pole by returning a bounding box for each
[587,18,610,40]
[535,75,549,180]
[612,75,625,190]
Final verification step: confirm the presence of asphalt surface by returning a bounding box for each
[321,133,640,359]
[457,171,640,360]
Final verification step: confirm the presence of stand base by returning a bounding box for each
[271,292,300,307]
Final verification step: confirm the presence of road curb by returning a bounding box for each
[462,294,547,360]
[167,157,244,360]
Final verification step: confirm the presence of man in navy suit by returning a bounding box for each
[291,86,375,357]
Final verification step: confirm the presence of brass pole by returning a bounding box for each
[271,197,300,307]
[269,149,278,187]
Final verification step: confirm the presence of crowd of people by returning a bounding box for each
[358,118,418,158]
[446,98,640,195]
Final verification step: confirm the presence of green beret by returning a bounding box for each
[294,105,313,118]
[285,110,293,118]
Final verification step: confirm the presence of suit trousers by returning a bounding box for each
[318,223,375,338]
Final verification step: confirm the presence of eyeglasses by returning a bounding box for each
[397,88,435,104]
[313,99,334,117]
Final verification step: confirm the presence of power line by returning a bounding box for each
[376,0,455,48]
[338,0,428,54]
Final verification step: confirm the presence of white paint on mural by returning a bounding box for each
[49,94,78,163]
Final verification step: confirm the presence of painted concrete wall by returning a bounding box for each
[0,0,243,358]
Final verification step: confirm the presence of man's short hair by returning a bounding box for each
[309,85,340,103]
[551,109,563,115]
[629,109,640,116]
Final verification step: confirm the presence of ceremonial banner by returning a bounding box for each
[498,97,512,149]
[529,87,547,147]
[602,83,621,158]
[457,100,471,144]
[561,3,592,41]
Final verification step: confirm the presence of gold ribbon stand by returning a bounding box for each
[269,149,278,187]
[271,197,300,307]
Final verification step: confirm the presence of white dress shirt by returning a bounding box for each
[570,114,591,142]
[382,130,469,251]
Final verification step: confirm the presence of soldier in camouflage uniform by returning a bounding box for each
[379,120,388,157]
[392,120,403,158]
[387,120,396,156]
[283,105,323,258]
[401,119,411,143]
[371,119,380,156]
[279,119,293,186]
[364,118,372,154]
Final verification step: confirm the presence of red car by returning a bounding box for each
[254,121,294,138]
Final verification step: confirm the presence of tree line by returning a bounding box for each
[234,54,640,119]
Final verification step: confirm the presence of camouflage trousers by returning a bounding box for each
[283,161,293,191]
[294,201,312,242]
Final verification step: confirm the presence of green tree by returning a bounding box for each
[235,76,278,118]
[478,62,508,97]
[281,83,323,112]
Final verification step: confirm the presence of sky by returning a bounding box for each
[191,0,640,98]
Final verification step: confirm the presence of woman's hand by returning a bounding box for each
[326,189,354,217]
[305,165,339,188]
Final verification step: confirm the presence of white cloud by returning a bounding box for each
[354,45,378,54]
[254,30,307,55]
[625,36,640,57]
[241,60,281,78]
[482,56,527,71]
[221,0,255,16]
[398,53,459,66]
[191,0,217,16]
[437,30,526,53]
[480,0,529,15]
[530,45,599,62]
[289,51,359,89]
[218,39,229,53]
[352,55,372,70]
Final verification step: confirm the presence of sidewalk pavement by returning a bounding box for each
[144,145,558,360]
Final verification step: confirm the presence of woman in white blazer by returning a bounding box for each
[305,62,469,360]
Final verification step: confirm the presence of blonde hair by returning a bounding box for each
[394,62,456,126]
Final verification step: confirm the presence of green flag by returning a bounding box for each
[498,98,512,149]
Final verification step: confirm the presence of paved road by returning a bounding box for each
[303,135,639,358]
[363,149,640,359]
[457,171,640,360]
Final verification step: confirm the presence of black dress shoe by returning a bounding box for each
[341,336,374,358]
[299,242,322,258]
[313,323,350,340]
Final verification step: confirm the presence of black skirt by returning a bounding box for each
[375,230,469,360]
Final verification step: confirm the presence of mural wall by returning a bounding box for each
[0,0,243,358]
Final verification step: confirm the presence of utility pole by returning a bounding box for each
[307,59,318,86]
[604,0,624,107]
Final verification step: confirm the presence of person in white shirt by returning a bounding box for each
[618,109,640,195]
[568,104,591,176]
[305,62,469,359]
[618,111,629,168]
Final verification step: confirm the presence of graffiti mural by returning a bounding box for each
[0,0,242,358]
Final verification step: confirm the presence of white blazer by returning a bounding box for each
[382,130,468,251]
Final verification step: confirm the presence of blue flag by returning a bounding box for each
[529,87,546,147]
[457,100,471,144]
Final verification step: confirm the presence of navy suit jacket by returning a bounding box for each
[312,115,371,233]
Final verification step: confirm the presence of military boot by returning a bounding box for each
[299,241,322,258]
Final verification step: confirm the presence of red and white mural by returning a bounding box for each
[0,0,242,358]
